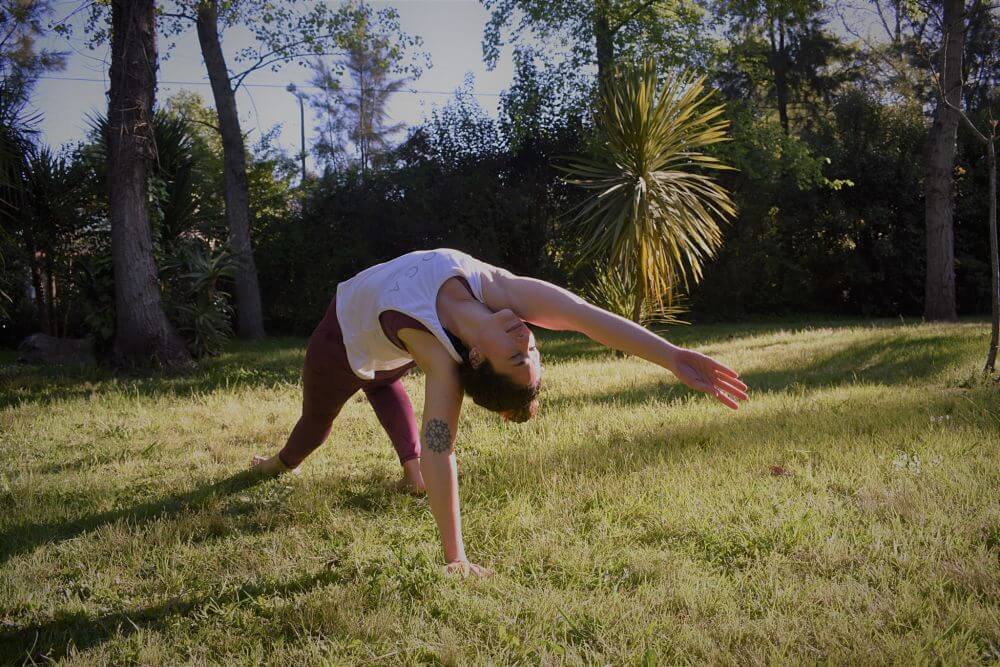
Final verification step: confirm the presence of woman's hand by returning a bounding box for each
[444,560,494,578]
[668,348,748,410]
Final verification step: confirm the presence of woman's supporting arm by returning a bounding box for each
[419,365,466,563]
[400,328,492,576]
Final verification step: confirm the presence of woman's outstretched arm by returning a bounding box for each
[490,273,749,409]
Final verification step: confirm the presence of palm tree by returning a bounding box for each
[558,58,736,323]
[0,81,38,322]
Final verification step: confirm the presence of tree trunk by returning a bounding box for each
[45,254,56,336]
[24,235,50,335]
[923,0,964,321]
[108,0,191,367]
[985,137,998,373]
[594,0,615,92]
[196,0,266,340]
[771,18,791,135]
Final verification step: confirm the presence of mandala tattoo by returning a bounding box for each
[423,418,451,454]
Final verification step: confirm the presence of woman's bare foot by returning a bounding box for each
[391,459,426,495]
[250,454,300,476]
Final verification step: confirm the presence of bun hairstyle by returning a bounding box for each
[445,329,541,422]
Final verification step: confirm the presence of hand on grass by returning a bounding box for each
[250,454,300,476]
[444,560,493,579]
[669,348,748,410]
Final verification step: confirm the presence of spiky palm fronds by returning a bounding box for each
[557,58,735,319]
[585,261,689,327]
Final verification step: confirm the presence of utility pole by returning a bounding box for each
[286,83,306,185]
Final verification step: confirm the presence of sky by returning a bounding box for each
[32,0,519,167]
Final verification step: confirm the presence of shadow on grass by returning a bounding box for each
[541,332,977,414]
[0,470,269,569]
[0,338,308,410]
[496,385,992,499]
[1,567,346,662]
[2,319,985,411]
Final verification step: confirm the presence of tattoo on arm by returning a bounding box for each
[423,418,451,454]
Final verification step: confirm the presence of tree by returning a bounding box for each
[557,59,736,322]
[481,0,713,89]
[714,0,858,135]
[133,0,418,339]
[1,0,66,104]
[931,26,998,371]
[14,147,84,337]
[0,80,35,323]
[835,0,994,321]
[189,0,265,340]
[309,37,411,176]
[106,0,189,366]
[923,0,965,321]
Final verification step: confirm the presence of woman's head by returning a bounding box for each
[446,309,542,422]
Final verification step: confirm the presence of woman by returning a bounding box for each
[252,248,748,577]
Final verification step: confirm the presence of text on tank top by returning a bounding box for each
[378,276,475,352]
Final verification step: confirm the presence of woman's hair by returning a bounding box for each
[445,329,541,422]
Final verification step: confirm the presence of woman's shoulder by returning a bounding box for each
[398,326,459,375]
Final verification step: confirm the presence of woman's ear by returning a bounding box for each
[468,347,485,370]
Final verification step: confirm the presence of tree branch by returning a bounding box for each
[230,32,344,89]
[609,0,660,36]
[50,1,98,31]
[232,43,346,90]
[932,30,991,145]
[159,10,197,22]
[185,115,222,135]
[873,0,895,42]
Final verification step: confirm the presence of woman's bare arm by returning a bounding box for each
[399,328,492,576]
[489,273,749,409]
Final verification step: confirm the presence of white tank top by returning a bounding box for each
[335,248,499,379]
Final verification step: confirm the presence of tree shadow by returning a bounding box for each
[506,388,957,486]
[3,320,978,410]
[0,470,270,569]
[0,338,308,410]
[541,332,974,413]
[1,566,347,662]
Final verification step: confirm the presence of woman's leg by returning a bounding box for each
[276,406,345,469]
[276,337,360,469]
[363,378,420,465]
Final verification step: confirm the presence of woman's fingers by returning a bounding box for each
[716,372,747,392]
[710,358,740,378]
[715,376,749,402]
[713,388,741,410]
[445,561,494,578]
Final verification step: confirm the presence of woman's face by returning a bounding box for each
[472,308,542,387]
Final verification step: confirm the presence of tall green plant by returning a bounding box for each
[161,240,235,358]
[557,58,735,322]
[585,260,688,326]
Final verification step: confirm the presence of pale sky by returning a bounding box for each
[32,0,519,166]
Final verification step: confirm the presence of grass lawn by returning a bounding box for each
[1,318,997,664]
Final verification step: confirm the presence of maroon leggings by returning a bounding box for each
[277,299,421,469]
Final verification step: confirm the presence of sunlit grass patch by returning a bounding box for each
[1,318,997,664]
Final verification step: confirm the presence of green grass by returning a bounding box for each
[1,318,998,664]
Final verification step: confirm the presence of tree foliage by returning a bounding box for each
[309,38,411,174]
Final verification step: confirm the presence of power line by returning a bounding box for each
[37,74,503,97]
